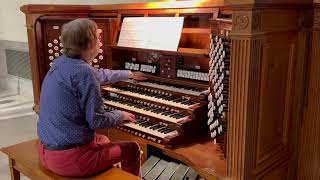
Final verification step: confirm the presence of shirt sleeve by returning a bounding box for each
[74,69,123,129]
[93,68,130,84]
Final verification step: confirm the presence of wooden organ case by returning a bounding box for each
[21,1,312,180]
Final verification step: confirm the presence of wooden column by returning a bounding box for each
[287,8,313,180]
[297,5,320,180]
[228,9,264,180]
[24,14,42,112]
[228,7,306,180]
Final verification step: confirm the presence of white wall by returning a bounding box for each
[0,0,157,42]
[0,0,157,93]
[0,8,3,40]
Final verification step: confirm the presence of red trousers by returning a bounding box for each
[38,134,141,177]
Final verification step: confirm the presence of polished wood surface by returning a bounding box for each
[20,0,314,14]
[21,1,315,180]
[227,7,308,180]
[163,138,227,179]
[97,128,227,179]
[297,5,320,180]
[0,139,139,180]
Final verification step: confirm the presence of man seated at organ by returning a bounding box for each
[37,18,146,177]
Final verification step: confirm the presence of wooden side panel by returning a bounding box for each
[26,14,43,112]
[256,33,295,166]
[227,36,263,180]
[297,7,320,180]
[259,162,288,180]
[229,8,306,180]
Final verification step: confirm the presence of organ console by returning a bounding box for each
[21,1,313,179]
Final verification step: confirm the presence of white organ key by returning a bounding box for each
[47,43,53,47]
[48,49,53,54]
[49,56,54,61]
[59,43,63,47]
[104,100,187,124]
[124,80,205,96]
[54,46,59,51]
[54,53,59,57]
[99,48,103,53]
[99,55,103,60]
[122,122,178,139]
[105,87,198,110]
[93,59,98,63]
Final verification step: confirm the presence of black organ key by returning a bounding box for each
[135,119,146,124]
[171,114,186,119]
[150,124,165,130]
[173,98,185,103]
[140,122,151,127]
[161,128,174,134]
[182,100,195,105]
[158,127,170,133]
[157,127,169,133]
[143,106,154,111]
[138,121,150,126]
[160,111,173,115]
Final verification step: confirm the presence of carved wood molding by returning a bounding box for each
[313,8,320,30]
[232,11,251,33]
[299,9,313,30]
[227,37,264,180]
[25,14,42,30]
[252,11,262,32]
[232,10,262,34]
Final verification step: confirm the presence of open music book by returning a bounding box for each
[117,17,184,51]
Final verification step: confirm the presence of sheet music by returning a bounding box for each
[117,17,184,51]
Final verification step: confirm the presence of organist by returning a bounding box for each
[37,18,146,177]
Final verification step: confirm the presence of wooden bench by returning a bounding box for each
[0,139,139,180]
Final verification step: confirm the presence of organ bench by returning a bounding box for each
[0,139,139,180]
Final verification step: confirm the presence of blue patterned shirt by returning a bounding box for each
[38,55,129,146]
